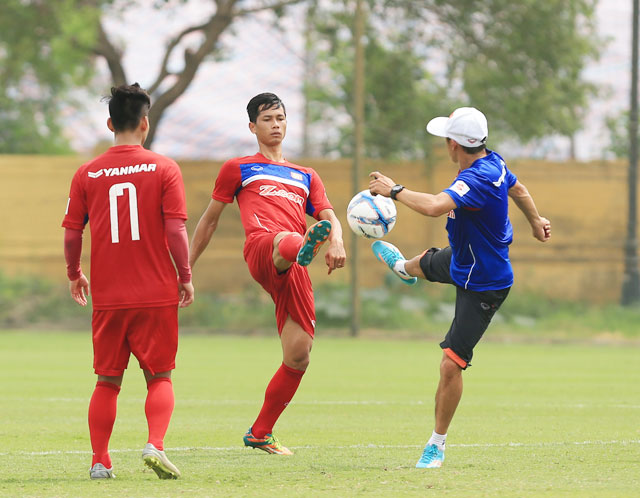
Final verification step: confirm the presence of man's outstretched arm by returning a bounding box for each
[508,181,551,242]
[368,171,455,217]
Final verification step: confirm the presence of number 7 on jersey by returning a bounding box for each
[109,182,140,243]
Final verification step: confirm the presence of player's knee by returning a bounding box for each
[440,354,462,378]
[97,374,123,387]
[277,232,303,263]
[285,351,310,371]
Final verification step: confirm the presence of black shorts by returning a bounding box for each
[419,247,510,369]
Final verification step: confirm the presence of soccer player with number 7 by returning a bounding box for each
[62,83,194,480]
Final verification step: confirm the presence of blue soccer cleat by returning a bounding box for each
[296,220,332,267]
[416,443,445,468]
[371,240,417,285]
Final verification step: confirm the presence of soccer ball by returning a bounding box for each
[346,189,397,239]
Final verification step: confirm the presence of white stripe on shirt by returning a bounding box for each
[253,213,271,232]
[242,174,309,195]
[464,244,476,289]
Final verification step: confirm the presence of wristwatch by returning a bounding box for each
[390,184,404,200]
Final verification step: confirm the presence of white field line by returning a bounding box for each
[2,440,639,457]
[5,398,640,410]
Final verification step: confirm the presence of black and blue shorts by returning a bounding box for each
[419,247,510,369]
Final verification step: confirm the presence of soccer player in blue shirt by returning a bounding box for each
[369,107,551,469]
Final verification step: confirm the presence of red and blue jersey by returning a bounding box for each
[212,153,333,238]
[443,150,517,291]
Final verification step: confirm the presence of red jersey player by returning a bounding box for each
[62,83,194,480]
[189,92,346,455]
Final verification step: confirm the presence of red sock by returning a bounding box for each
[145,377,175,451]
[278,233,304,263]
[88,381,120,468]
[251,363,305,438]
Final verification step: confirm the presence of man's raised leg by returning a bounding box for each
[272,221,332,271]
[371,241,419,284]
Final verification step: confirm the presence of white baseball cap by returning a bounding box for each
[426,107,488,147]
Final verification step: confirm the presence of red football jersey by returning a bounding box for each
[62,145,187,310]
[212,153,333,237]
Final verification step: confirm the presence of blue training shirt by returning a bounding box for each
[443,150,517,291]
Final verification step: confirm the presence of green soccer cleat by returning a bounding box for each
[416,443,445,468]
[243,428,294,455]
[296,220,332,266]
[89,462,115,479]
[371,240,417,285]
[142,443,181,479]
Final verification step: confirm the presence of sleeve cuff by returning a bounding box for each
[67,269,82,281]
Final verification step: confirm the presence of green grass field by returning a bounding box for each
[1,330,639,497]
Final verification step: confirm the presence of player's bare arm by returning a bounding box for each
[368,171,456,217]
[317,208,346,274]
[189,199,227,268]
[508,181,551,242]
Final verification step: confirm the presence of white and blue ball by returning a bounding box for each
[346,190,397,239]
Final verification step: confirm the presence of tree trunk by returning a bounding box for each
[622,0,640,305]
[350,0,366,336]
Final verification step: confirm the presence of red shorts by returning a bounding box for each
[92,305,178,376]
[244,231,316,338]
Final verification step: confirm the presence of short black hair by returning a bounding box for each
[246,92,286,123]
[106,83,151,132]
[446,138,486,154]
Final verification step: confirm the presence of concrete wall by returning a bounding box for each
[0,152,628,303]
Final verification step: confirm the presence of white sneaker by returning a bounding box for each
[142,443,181,479]
[89,462,114,479]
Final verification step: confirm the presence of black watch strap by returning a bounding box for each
[390,184,404,200]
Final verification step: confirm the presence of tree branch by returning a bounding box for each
[143,0,305,147]
[233,0,304,16]
[145,0,237,146]
[148,21,211,95]
[92,21,127,86]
